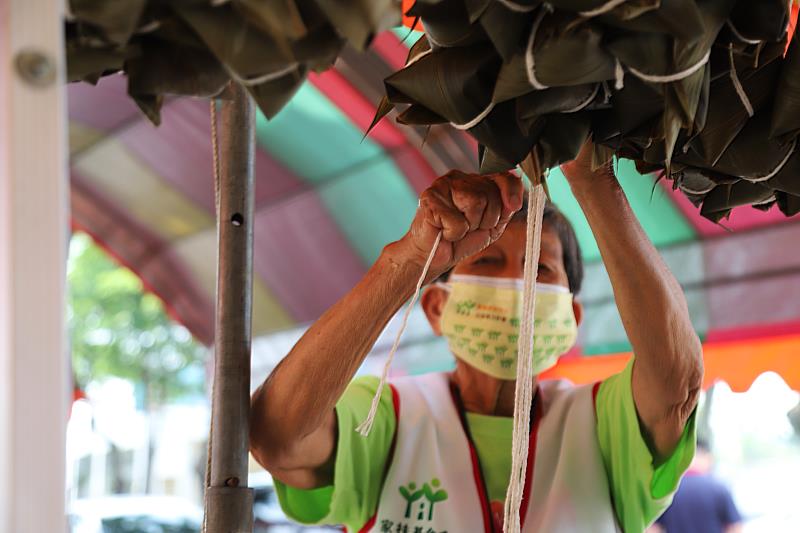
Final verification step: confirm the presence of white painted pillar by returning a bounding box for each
[0,0,69,531]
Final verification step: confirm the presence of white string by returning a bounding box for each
[728,44,754,117]
[678,179,715,195]
[726,20,762,45]
[579,0,629,18]
[405,48,433,68]
[202,99,221,533]
[627,50,710,83]
[752,194,777,206]
[614,58,625,90]
[356,231,443,436]
[525,5,554,90]
[747,138,797,183]
[451,102,496,130]
[135,20,162,34]
[562,84,600,113]
[225,63,299,87]
[503,183,546,533]
[496,0,539,13]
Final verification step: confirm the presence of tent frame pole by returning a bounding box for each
[204,83,256,533]
[1,0,68,530]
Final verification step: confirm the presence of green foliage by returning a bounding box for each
[68,233,206,406]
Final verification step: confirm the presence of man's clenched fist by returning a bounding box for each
[390,170,524,281]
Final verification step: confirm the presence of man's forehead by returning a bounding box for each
[493,221,562,255]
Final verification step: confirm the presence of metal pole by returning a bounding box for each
[205,83,255,533]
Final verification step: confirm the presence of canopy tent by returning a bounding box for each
[68,25,800,392]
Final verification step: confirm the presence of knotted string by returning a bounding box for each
[578,0,630,18]
[202,98,221,533]
[503,182,546,533]
[356,231,443,436]
[524,3,709,94]
[497,0,539,13]
[225,63,299,87]
[728,43,754,117]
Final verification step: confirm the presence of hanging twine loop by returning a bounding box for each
[356,231,443,436]
[503,152,546,533]
[202,98,221,533]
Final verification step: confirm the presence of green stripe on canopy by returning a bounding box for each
[256,83,417,264]
[392,27,424,43]
[548,159,697,261]
[322,160,418,264]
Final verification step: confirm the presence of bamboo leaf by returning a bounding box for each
[69,0,148,45]
[315,0,401,50]
[771,32,800,139]
[365,95,396,137]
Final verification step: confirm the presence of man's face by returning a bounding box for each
[422,220,580,335]
[450,221,570,288]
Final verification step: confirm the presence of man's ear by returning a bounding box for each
[572,298,584,327]
[421,286,448,336]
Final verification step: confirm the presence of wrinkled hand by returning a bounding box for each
[392,170,524,280]
[559,138,616,191]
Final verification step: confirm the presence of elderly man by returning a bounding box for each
[250,142,702,533]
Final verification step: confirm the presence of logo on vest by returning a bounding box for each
[382,478,448,532]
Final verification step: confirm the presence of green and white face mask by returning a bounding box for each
[438,274,578,380]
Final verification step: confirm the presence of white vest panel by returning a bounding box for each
[361,373,621,533]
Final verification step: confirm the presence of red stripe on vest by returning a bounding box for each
[519,398,543,528]
[448,386,494,533]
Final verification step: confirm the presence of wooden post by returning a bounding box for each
[0,0,69,531]
[204,83,256,533]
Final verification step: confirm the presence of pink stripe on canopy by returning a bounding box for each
[372,31,412,71]
[252,191,367,323]
[116,98,305,213]
[68,75,141,132]
[113,97,368,324]
[310,69,438,193]
[703,220,800,334]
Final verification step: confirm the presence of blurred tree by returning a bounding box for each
[68,232,207,491]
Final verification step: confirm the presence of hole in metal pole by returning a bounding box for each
[231,213,244,226]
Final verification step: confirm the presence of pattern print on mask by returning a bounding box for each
[440,275,577,380]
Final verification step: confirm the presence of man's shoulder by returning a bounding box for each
[538,378,595,407]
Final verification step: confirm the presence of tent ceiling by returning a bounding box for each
[69,30,800,367]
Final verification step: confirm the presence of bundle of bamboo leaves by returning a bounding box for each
[66,0,800,221]
[378,0,800,221]
[65,0,401,124]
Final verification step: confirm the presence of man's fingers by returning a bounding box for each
[420,171,519,244]
[478,181,502,230]
[488,172,524,220]
[420,194,469,242]
[449,177,491,232]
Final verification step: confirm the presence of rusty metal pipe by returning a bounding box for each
[204,82,255,533]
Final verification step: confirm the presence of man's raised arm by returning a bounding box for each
[561,141,703,462]
[249,172,523,488]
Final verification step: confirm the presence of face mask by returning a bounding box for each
[438,274,578,380]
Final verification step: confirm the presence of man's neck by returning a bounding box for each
[450,362,538,417]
